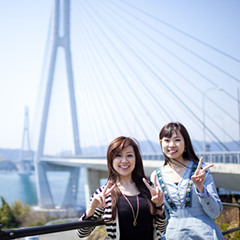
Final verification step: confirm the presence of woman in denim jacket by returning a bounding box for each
[150,122,224,240]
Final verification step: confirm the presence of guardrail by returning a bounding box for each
[0,202,239,239]
[141,151,240,164]
[43,151,240,164]
[221,202,240,235]
[0,219,104,240]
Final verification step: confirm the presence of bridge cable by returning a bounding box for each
[81,0,230,151]
[85,0,177,124]
[74,2,143,139]
[105,0,239,104]
[76,0,159,152]
[81,0,160,151]
[74,0,157,150]
[118,0,240,64]
[96,0,239,146]
[74,7,143,139]
[107,0,240,84]
[71,0,236,150]
[72,13,105,153]
[78,13,125,136]
[91,0,233,150]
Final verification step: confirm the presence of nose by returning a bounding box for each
[169,141,175,147]
[121,156,128,162]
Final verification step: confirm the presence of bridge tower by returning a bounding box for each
[19,106,33,175]
[34,0,81,208]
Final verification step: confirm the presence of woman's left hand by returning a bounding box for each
[191,157,213,193]
[143,176,164,207]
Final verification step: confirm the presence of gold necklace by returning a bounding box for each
[121,192,139,226]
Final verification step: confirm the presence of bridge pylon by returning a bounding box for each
[34,0,81,208]
[19,106,33,175]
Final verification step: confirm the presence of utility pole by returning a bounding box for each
[238,89,240,149]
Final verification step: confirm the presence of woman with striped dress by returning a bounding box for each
[77,136,167,240]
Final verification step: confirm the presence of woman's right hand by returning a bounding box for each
[143,176,164,207]
[85,181,116,217]
[191,157,213,193]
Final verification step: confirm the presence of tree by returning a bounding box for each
[0,196,19,229]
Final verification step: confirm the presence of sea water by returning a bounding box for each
[0,169,86,208]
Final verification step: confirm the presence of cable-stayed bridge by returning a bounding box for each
[17,0,240,209]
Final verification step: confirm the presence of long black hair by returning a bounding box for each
[159,122,199,166]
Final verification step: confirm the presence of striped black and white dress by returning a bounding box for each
[76,185,167,240]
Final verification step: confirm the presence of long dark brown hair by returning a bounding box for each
[159,122,199,166]
[106,136,157,221]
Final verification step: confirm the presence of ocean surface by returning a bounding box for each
[0,169,87,208]
[1,170,238,208]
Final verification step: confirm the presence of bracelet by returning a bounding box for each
[155,203,164,210]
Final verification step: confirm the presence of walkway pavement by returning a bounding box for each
[39,226,106,240]
[39,230,79,240]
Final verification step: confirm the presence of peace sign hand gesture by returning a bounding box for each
[143,177,164,208]
[191,157,213,193]
[85,181,115,218]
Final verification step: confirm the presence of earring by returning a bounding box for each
[184,148,186,153]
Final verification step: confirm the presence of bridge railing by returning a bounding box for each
[0,219,105,240]
[44,151,240,164]
[0,202,239,239]
[142,152,240,164]
[221,202,240,235]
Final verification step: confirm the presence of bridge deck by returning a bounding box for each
[42,152,240,192]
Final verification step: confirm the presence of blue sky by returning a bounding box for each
[0,0,239,155]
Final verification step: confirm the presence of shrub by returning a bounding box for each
[0,197,53,229]
[0,196,19,229]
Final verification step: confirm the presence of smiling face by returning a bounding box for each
[107,136,146,184]
[161,130,185,162]
[112,145,136,181]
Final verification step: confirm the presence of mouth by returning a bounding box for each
[168,150,177,154]
[119,165,130,169]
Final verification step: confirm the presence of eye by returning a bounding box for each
[164,139,169,142]
[127,154,133,157]
[116,154,121,157]
[175,138,181,141]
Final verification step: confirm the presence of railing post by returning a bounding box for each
[239,201,240,227]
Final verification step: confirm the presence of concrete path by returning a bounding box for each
[39,226,106,240]
[39,230,80,240]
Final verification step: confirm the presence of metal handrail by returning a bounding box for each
[221,202,240,235]
[0,219,105,240]
[0,202,239,239]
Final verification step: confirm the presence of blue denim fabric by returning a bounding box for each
[151,161,224,240]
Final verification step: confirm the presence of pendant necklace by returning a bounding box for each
[121,192,139,226]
